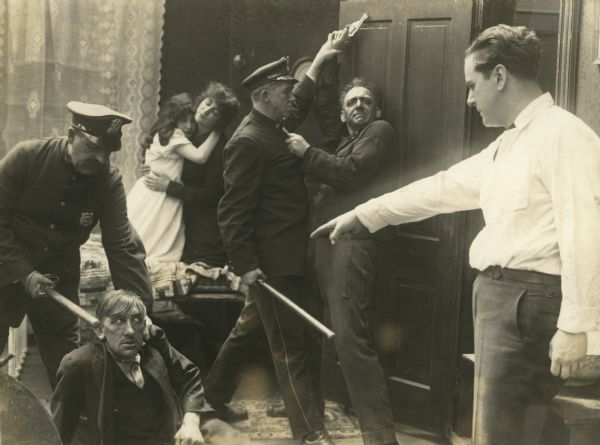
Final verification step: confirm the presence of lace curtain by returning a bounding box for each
[0,0,165,190]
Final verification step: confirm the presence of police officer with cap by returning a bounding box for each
[217,31,348,445]
[0,101,153,388]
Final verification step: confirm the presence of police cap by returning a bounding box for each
[67,101,132,151]
[241,57,298,90]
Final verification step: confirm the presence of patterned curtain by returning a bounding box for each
[0,0,165,190]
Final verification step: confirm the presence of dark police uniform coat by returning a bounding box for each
[218,77,316,277]
[0,137,152,327]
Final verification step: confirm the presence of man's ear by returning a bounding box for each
[94,325,104,340]
[340,110,346,123]
[260,89,270,103]
[67,128,75,144]
[375,108,382,119]
[494,64,507,91]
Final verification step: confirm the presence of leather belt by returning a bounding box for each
[482,266,561,286]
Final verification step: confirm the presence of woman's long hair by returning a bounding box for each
[195,82,240,130]
[142,93,195,151]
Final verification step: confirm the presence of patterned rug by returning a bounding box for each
[230,400,361,441]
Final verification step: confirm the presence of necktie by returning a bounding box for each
[129,360,145,389]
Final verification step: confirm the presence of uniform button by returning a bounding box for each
[43,246,49,252]
[492,269,502,279]
[50,224,56,230]
[60,201,66,207]
[71,176,77,181]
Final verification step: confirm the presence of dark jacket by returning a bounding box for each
[218,77,316,277]
[51,330,213,445]
[0,138,152,326]
[303,120,396,229]
[165,133,227,266]
[303,62,397,230]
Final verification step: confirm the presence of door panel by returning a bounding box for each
[340,0,473,435]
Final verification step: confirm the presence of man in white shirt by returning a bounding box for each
[312,24,600,445]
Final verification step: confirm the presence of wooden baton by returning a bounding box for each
[256,280,335,339]
[47,288,100,328]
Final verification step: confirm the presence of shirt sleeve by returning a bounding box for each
[355,146,490,232]
[99,172,153,312]
[313,60,344,152]
[168,128,195,150]
[283,75,317,131]
[218,137,264,275]
[539,122,600,334]
[0,142,35,284]
[302,120,395,190]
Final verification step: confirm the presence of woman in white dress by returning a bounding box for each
[127,98,220,263]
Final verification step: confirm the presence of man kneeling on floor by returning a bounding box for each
[51,289,246,445]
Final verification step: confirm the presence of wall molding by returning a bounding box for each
[555,0,581,112]
[594,0,600,65]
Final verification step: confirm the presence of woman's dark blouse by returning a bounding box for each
[165,132,227,266]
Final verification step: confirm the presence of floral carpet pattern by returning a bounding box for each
[231,400,361,441]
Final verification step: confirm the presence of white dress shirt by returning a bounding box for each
[355,93,600,351]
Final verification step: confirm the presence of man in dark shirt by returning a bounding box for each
[285,63,399,444]
[218,32,348,445]
[51,290,245,445]
[0,102,153,388]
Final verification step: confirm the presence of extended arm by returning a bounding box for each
[297,121,396,190]
[174,130,220,165]
[150,330,213,416]
[0,142,35,284]
[284,28,350,132]
[99,174,153,312]
[312,146,491,241]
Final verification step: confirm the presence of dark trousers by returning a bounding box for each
[472,267,564,445]
[208,276,324,439]
[204,292,266,406]
[314,238,396,445]
[0,283,79,389]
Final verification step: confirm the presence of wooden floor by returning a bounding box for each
[17,342,450,445]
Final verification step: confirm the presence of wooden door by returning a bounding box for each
[339,0,473,435]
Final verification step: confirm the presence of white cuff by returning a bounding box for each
[586,331,600,355]
[355,199,389,233]
[557,303,600,334]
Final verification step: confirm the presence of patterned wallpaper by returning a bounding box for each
[575,0,600,135]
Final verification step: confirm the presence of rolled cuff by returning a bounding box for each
[355,199,389,233]
[557,303,600,334]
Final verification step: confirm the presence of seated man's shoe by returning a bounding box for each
[265,402,287,417]
[212,403,249,422]
[301,429,335,445]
